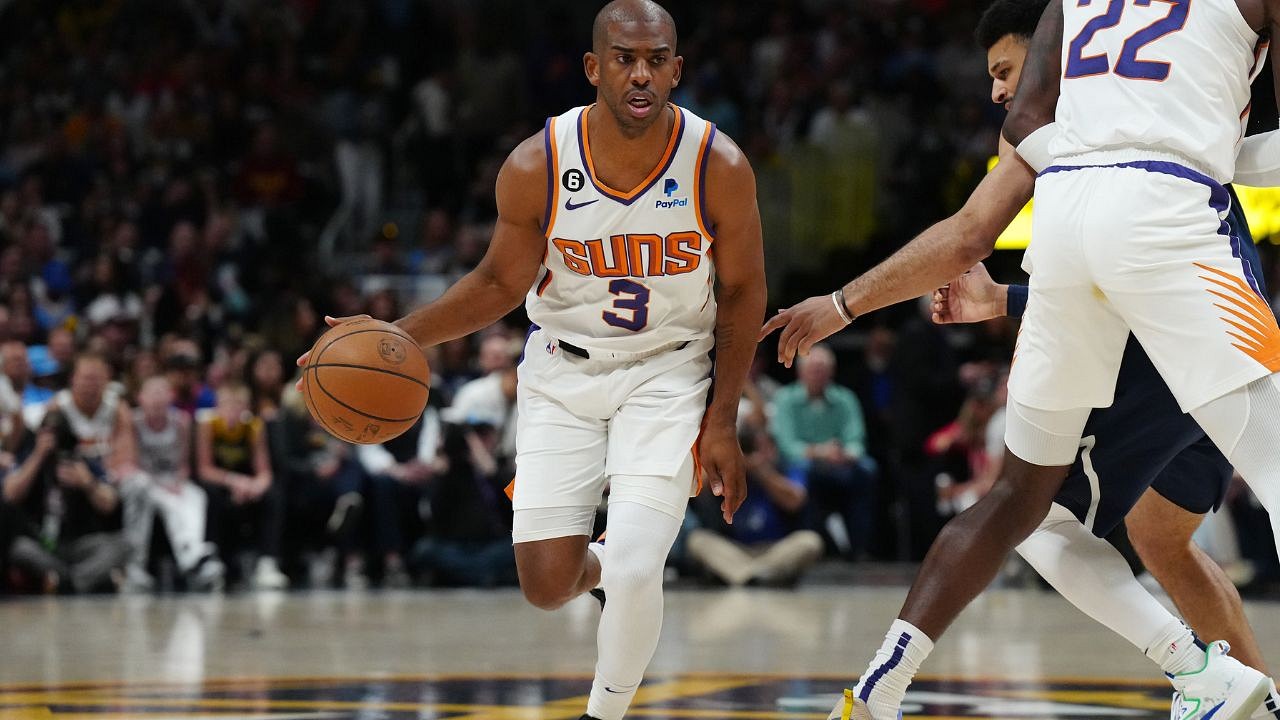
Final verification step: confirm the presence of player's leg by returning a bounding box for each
[514,529,600,609]
[510,331,611,610]
[1128,447,1271,675]
[1189,376,1280,556]
[583,336,715,720]
[585,455,695,720]
[1090,167,1280,558]
[1016,502,1196,655]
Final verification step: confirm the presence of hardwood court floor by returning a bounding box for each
[1,586,1277,718]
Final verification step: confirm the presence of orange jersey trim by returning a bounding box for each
[543,116,560,237]
[692,120,717,242]
[579,103,684,203]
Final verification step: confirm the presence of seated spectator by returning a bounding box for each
[2,354,133,593]
[446,332,519,457]
[279,386,368,588]
[769,344,877,559]
[0,340,54,444]
[120,376,224,592]
[196,379,287,590]
[411,411,517,588]
[924,375,1002,517]
[359,407,445,587]
[687,429,823,587]
[164,339,216,417]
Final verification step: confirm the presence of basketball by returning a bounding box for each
[301,318,430,445]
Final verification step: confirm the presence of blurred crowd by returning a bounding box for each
[0,0,1275,595]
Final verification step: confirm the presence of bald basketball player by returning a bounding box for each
[300,2,765,718]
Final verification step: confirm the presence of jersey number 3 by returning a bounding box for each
[603,279,650,331]
[1064,0,1190,81]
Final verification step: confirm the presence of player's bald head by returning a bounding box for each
[592,0,677,54]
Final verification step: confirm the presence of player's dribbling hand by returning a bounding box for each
[294,314,372,391]
[759,294,849,368]
[932,264,1004,325]
[698,422,747,524]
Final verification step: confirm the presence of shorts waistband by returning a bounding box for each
[530,326,694,363]
[1045,148,1223,184]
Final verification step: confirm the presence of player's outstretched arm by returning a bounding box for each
[761,137,1034,366]
[393,135,549,348]
[701,132,767,524]
[1003,0,1063,147]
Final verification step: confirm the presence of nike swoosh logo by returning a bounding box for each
[564,198,599,211]
[604,687,628,694]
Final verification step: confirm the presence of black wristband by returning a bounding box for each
[1006,284,1029,318]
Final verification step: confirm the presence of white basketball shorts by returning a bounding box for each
[1010,160,1280,417]
[509,327,713,543]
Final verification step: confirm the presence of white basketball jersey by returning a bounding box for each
[56,389,118,461]
[1050,0,1266,181]
[527,104,717,355]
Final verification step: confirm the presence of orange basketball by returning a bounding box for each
[301,318,430,445]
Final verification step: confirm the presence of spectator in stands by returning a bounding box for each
[0,340,53,440]
[248,349,286,421]
[360,407,445,587]
[164,339,215,417]
[280,386,368,589]
[447,332,518,456]
[924,374,1002,517]
[412,411,517,588]
[770,344,877,559]
[121,376,223,591]
[2,354,134,593]
[687,429,823,587]
[197,379,287,590]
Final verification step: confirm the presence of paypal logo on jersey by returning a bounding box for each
[656,178,688,209]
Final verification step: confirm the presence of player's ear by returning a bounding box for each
[672,55,683,87]
[584,52,601,86]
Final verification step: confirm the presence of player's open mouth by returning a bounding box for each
[627,94,653,117]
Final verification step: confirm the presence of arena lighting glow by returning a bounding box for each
[988,155,1280,249]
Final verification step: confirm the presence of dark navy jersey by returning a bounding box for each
[1011,185,1261,536]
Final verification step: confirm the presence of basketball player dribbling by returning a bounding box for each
[298,2,765,718]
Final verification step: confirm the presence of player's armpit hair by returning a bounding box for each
[974,0,1051,49]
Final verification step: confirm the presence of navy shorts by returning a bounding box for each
[1052,186,1256,537]
[1053,336,1231,537]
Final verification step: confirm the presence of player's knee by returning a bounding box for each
[1130,534,1191,578]
[519,576,576,611]
[600,556,664,595]
[985,475,1059,538]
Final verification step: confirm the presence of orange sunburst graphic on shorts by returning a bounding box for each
[1194,262,1280,372]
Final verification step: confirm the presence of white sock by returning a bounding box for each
[851,619,934,720]
[586,542,606,590]
[585,500,683,720]
[1015,503,1181,650]
[1144,619,1205,676]
[1251,679,1279,720]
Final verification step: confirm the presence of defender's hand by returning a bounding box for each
[294,315,372,390]
[760,293,849,368]
[698,422,746,524]
[932,264,1006,325]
